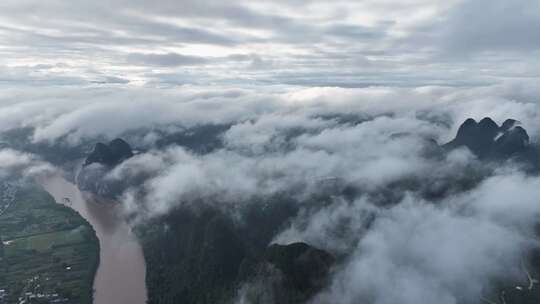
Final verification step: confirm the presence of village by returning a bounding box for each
[0,275,70,304]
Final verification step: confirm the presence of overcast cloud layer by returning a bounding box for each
[0,0,539,87]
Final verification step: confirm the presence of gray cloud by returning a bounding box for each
[2,81,540,145]
[441,0,540,54]
[313,193,533,304]
[0,0,536,87]
[0,148,56,178]
[127,53,209,67]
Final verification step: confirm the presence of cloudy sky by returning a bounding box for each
[0,0,539,88]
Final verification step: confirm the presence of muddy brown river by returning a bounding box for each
[41,175,148,304]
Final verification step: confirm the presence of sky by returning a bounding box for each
[0,0,539,88]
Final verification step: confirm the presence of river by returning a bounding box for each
[41,175,148,304]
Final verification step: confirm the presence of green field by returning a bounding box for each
[0,183,99,304]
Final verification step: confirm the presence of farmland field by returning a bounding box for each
[0,182,99,304]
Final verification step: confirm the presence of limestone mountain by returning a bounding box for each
[265,242,335,295]
[444,118,538,166]
[78,138,133,198]
[84,138,133,167]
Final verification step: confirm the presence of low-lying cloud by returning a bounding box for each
[0,148,56,178]
[3,80,540,303]
[2,81,540,145]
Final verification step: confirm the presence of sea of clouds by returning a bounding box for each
[2,81,540,303]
